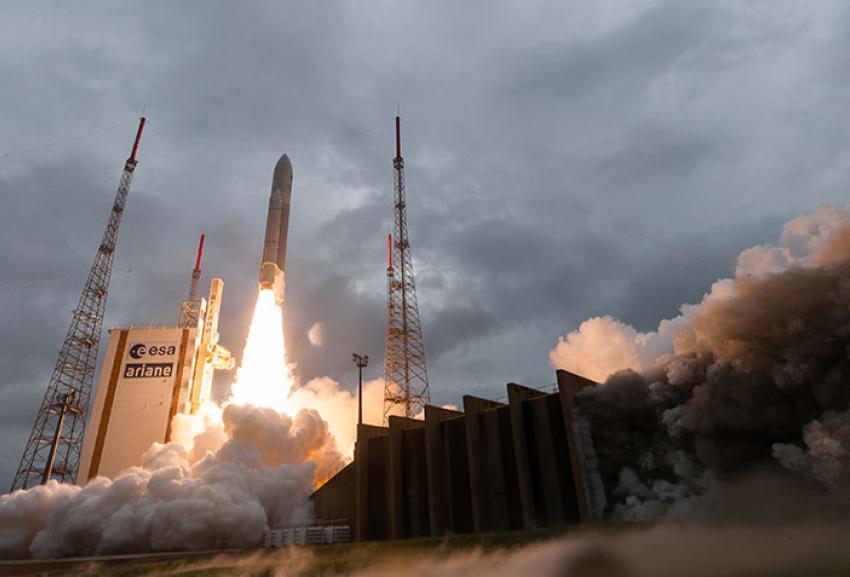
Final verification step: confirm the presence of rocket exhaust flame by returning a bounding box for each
[228,288,293,413]
[230,153,296,412]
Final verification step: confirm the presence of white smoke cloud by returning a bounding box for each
[0,355,415,559]
[0,398,339,559]
[286,375,454,460]
[287,376,386,461]
[548,315,685,382]
[0,481,77,559]
[0,361,409,559]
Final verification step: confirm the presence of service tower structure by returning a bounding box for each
[383,116,430,421]
[11,117,146,490]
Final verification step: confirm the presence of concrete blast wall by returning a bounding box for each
[310,369,598,541]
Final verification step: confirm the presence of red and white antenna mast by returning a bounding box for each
[12,117,146,489]
[179,233,206,328]
[190,233,205,300]
[383,115,430,420]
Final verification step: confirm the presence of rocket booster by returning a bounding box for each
[259,153,293,304]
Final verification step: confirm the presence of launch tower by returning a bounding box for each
[383,116,430,420]
[11,118,146,490]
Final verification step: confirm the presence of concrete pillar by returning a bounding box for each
[310,462,355,523]
[462,395,504,533]
[556,369,597,523]
[529,396,566,525]
[485,406,524,531]
[355,423,388,541]
[404,425,429,538]
[482,408,508,531]
[443,415,474,533]
[388,416,422,539]
[506,383,547,529]
[424,405,463,536]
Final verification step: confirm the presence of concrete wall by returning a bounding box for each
[311,462,355,523]
[354,424,389,541]
[310,369,597,541]
[388,416,430,539]
[464,396,524,532]
[424,406,473,536]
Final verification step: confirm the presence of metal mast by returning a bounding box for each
[11,117,146,490]
[178,233,206,328]
[383,115,430,420]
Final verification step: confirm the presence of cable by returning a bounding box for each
[0,119,136,162]
[0,276,73,290]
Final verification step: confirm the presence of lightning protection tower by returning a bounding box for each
[178,233,206,328]
[383,115,430,421]
[11,117,146,490]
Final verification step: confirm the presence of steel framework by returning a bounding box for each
[383,115,430,420]
[10,117,146,490]
[178,233,206,328]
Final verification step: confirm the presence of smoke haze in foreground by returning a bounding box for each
[550,203,850,519]
[311,523,850,577]
[47,520,850,577]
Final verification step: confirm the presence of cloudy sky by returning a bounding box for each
[1,1,849,485]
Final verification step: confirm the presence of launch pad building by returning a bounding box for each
[78,278,231,483]
[78,326,198,481]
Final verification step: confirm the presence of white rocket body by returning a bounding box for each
[260,154,292,304]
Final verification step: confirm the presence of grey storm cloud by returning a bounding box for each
[1,0,850,485]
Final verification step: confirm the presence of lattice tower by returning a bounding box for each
[10,118,146,490]
[178,233,205,328]
[384,115,430,420]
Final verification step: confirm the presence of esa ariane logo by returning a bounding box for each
[129,343,177,359]
[125,343,178,379]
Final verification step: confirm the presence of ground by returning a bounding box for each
[2,524,849,577]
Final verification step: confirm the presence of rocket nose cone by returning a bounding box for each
[273,154,293,190]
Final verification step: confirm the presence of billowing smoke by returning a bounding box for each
[550,203,850,518]
[287,376,387,461]
[0,400,343,559]
[286,376,454,461]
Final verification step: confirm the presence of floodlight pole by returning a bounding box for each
[352,353,369,425]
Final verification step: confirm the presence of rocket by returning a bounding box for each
[259,153,293,304]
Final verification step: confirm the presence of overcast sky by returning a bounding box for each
[1,1,849,486]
